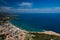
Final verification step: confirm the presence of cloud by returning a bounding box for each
[19,2,32,8]
[0,6,60,13]
[0,6,14,12]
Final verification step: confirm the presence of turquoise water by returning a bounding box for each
[10,13,60,33]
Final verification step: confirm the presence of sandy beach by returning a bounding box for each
[37,31,60,36]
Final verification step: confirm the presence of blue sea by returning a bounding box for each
[11,13,60,33]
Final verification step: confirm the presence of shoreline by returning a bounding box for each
[0,22,60,40]
[8,22,28,33]
[9,22,60,36]
[0,22,28,40]
[10,22,60,35]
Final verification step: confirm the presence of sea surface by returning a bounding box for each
[11,13,60,33]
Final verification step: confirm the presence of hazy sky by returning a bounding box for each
[0,0,60,13]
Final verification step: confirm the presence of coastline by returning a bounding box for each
[9,22,60,36]
[0,22,28,40]
[0,22,60,40]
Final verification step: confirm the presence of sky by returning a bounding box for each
[0,0,60,13]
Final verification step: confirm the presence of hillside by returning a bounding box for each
[25,32,60,40]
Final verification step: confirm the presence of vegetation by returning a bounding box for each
[0,12,18,25]
[0,12,18,40]
[26,32,60,40]
[0,12,10,23]
[0,34,6,40]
